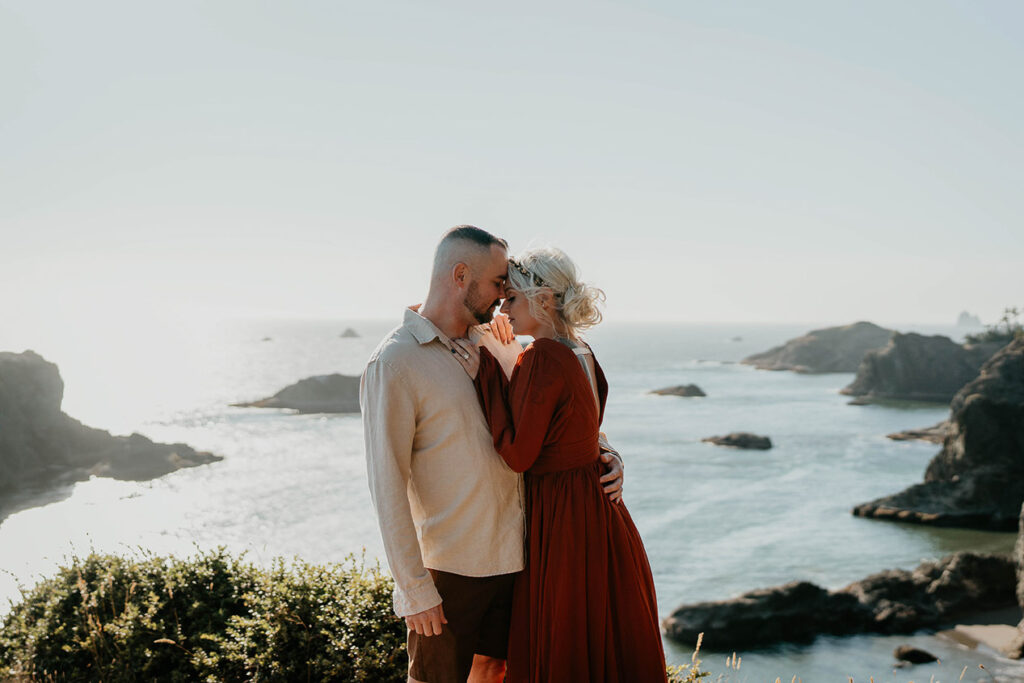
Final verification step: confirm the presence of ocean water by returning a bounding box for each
[1,317,1021,683]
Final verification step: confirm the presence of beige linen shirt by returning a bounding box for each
[360,309,525,617]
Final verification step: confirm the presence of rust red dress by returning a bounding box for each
[475,338,667,683]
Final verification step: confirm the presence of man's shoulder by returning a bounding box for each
[367,323,420,368]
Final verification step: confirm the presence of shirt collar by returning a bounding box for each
[404,308,450,346]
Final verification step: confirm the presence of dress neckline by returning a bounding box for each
[533,336,591,355]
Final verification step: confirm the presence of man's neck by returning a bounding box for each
[418,297,471,340]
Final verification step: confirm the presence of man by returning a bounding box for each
[361,226,624,683]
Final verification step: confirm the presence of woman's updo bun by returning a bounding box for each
[506,247,605,340]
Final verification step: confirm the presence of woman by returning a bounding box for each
[453,247,667,683]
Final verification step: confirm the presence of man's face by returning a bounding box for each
[463,245,508,325]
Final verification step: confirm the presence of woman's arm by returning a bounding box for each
[468,316,521,380]
[472,346,563,473]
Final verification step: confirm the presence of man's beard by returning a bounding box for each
[464,281,499,325]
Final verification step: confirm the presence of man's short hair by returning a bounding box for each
[432,226,508,279]
[438,225,508,252]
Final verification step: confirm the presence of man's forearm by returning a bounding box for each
[361,358,441,617]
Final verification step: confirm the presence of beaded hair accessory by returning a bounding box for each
[508,258,549,289]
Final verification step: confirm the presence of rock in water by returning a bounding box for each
[741,321,893,373]
[886,421,950,444]
[650,384,706,397]
[702,433,772,450]
[662,581,860,650]
[662,552,1016,650]
[233,374,361,414]
[340,328,360,338]
[0,350,220,497]
[852,338,1024,530]
[841,333,1004,403]
[893,645,938,664]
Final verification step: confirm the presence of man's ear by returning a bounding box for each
[452,262,469,288]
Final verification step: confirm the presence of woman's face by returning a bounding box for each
[500,289,540,337]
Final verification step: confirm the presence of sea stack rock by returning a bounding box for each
[702,433,772,450]
[741,321,893,373]
[233,374,361,414]
[650,384,706,397]
[958,312,982,327]
[852,337,1024,530]
[340,328,360,338]
[0,350,220,496]
[841,333,1004,403]
[662,552,1016,650]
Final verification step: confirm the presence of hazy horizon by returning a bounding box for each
[3,1,1022,332]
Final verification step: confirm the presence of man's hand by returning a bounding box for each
[599,451,624,503]
[406,603,448,636]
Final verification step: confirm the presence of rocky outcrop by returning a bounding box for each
[340,328,360,338]
[841,333,1004,403]
[650,384,706,397]
[1011,504,1024,659]
[702,433,772,450]
[887,421,950,444]
[233,374,361,414]
[1019,503,1024,615]
[662,552,1016,651]
[852,338,1024,531]
[0,351,220,497]
[893,645,937,664]
[741,322,893,373]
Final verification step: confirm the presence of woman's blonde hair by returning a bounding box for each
[506,247,605,340]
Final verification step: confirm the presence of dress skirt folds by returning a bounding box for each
[475,338,667,683]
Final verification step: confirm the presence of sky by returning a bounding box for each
[2,0,1022,329]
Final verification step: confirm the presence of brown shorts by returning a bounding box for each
[407,569,517,683]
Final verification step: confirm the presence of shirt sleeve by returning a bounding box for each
[360,357,442,617]
[474,345,564,473]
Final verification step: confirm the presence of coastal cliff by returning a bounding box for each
[741,322,893,373]
[1011,503,1024,658]
[0,351,220,498]
[841,333,1004,403]
[852,337,1024,530]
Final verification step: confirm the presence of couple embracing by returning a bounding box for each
[361,226,666,683]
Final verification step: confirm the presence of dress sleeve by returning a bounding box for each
[474,345,564,473]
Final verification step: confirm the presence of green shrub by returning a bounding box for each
[0,547,406,682]
[2,548,709,681]
[965,306,1023,344]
